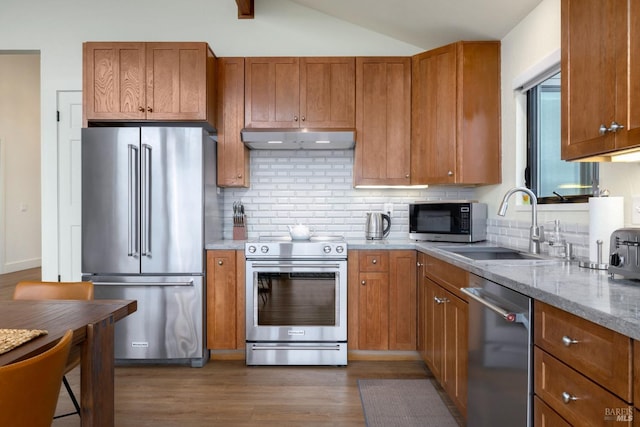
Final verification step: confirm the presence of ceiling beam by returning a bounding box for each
[236,0,254,19]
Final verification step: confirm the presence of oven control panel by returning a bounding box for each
[245,240,347,259]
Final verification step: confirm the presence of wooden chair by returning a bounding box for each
[0,329,73,427]
[13,281,94,419]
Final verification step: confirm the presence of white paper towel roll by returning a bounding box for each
[589,197,624,263]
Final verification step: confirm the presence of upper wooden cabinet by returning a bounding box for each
[83,42,216,130]
[411,41,501,185]
[216,58,249,188]
[354,57,412,186]
[561,0,640,160]
[244,57,355,129]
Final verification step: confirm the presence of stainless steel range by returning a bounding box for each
[245,236,348,366]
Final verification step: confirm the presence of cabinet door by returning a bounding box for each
[245,57,300,128]
[416,253,427,360]
[424,277,444,380]
[145,42,210,121]
[354,57,412,186]
[217,57,249,187]
[206,250,237,349]
[561,0,618,159]
[411,46,457,184]
[357,271,389,350]
[442,288,468,417]
[388,251,416,350]
[300,57,355,128]
[83,42,146,123]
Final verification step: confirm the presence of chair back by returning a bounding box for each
[13,281,94,301]
[0,329,73,427]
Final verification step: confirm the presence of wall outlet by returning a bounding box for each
[633,196,640,224]
[384,203,393,216]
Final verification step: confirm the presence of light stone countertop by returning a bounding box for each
[206,238,640,341]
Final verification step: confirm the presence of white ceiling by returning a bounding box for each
[288,0,544,49]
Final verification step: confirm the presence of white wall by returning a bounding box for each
[479,0,640,228]
[0,0,422,280]
[0,53,41,273]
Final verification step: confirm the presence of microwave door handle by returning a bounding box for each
[128,144,139,257]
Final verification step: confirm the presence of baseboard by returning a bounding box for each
[208,349,422,362]
[2,258,41,274]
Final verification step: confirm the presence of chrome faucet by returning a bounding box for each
[498,187,544,254]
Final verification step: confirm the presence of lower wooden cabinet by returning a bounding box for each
[418,253,468,417]
[206,250,245,350]
[348,250,416,351]
[534,396,572,427]
[534,301,633,426]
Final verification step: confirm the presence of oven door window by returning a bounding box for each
[256,272,336,326]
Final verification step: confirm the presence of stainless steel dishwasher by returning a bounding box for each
[461,274,532,427]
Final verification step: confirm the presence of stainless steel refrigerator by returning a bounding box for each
[81,127,222,367]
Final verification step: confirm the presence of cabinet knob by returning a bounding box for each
[372,259,377,264]
[294,115,299,122]
[147,107,153,113]
[138,106,145,112]
[218,260,223,265]
[434,296,449,304]
[561,391,578,404]
[405,174,410,178]
[361,280,366,286]
[237,174,243,179]
[609,121,625,132]
[561,335,579,347]
[417,262,423,267]
[447,171,453,177]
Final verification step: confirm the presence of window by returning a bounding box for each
[525,72,598,203]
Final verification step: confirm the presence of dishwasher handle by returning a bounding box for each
[461,287,529,329]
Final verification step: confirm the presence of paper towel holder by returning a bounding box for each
[579,239,608,270]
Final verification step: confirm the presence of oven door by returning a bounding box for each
[245,259,347,343]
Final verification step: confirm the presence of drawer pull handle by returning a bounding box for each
[562,336,579,347]
[434,297,449,304]
[562,391,578,404]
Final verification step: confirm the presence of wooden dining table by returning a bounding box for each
[0,299,137,427]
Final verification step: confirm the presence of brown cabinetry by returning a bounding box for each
[206,250,245,350]
[561,0,640,160]
[354,57,412,186]
[348,250,416,351]
[533,301,633,426]
[244,57,355,129]
[411,41,501,185]
[216,58,249,187]
[83,42,216,130]
[418,253,468,417]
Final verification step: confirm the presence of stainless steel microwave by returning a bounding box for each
[409,201,487,242]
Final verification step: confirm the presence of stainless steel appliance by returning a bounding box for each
[81,127,222,367]
[609,228,640,279]
[245,237,348,366]
[461,275,532,427]
[409,200,487,242]
[365,212,391,240]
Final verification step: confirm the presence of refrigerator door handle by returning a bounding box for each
[93,280,195,287]
[141,143,152,257]
[128,144,139,257]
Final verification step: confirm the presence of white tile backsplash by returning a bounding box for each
[221,149,476,240]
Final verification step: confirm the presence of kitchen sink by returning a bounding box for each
[438,246,546,261]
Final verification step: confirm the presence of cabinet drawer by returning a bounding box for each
[424,254,468,300]
[535,347,633,426]
[534,302,632,401]
[358,251,389,272]
[534,396,571,427]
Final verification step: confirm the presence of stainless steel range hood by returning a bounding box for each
[241,128,355,150]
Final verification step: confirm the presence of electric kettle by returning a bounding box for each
[365,212,391,240]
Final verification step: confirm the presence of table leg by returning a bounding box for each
[81,315,115,427]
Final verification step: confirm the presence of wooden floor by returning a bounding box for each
[1,268,460,426]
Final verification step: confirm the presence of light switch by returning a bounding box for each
[384,203,393,216]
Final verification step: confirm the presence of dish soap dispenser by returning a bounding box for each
[548,220,565,258]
